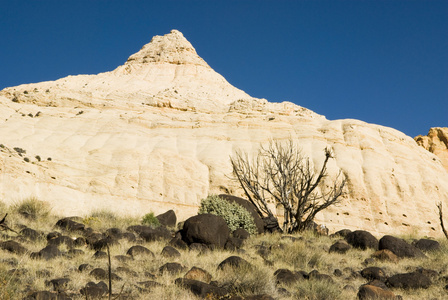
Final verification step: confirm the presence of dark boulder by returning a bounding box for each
[30,245,62,260]
[55,217,85,232]
[89,268,121,281]
[217,256,251,270]
[91,237,118,251]
[47,236,75,248]
[345,230,378,250]
[181,214,230,248]
[175,278,228,298]
[156,210,177,227]
[0,240,28,255]
[218,194,265,234]
[138,226,172,242]
[23,291,72,300]
[224,237,245,251]
[332,229,352,238]
[232,228,250,240]
[386,271,431,289]
[412,239,440,252]
[46,277,70,292]
[161,246,181,258]
[20,227,43,241]
[357,285,396,300]
[80,281,108,298]
[169,237,189,250]
[126,245,154,258]
[329,240,352,254]
[308,270,333,282]
[184,266,212,283]
[159,262,186,275]
[274,269,305,285]
[379,235,426,258]
[360,267,387,281]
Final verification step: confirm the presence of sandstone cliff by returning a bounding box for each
[415,128,448,172]
[1,30,447,237]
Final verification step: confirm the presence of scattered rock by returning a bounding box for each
[332,229,352,238]
[371,249,399,263]
[386,271,431,289]
[168,237,189,250]
[232,228,250,240]
[378,235,426,258]
[30,245,62,260]
[218,256,251,270]
[20,228,43,241]
[345,230,378,250]
[412,239,440,252]
[47,236,75,248]
[184,266,212,283]
[156,210,177,227]
[357,284,396,300]
[159,262,186,275]
[274,269,305,285]
[55,217,85,232]
[329,240,352,254]
[161,246,181,258]
[126,245,155,258]
[80,281,108,298]
[46,277,70,292]
[175,278,228,298]
[0,240,28,255]
[181,214,230,248]
[361,267,387,281]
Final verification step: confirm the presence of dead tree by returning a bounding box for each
[230,139,346,233]
[0,213,17,234]
[437,202,448,240]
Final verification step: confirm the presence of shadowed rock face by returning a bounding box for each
[1,30,448,238]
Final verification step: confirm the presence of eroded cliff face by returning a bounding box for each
[1,30,447,237]
[415,128,448,172]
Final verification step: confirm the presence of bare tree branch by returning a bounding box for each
[437,202,448,240]
[230,139,346,233]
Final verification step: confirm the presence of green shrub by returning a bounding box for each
[142,212,160,227]
[198,195,257,235]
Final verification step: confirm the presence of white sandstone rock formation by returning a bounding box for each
[1,30,447,237]
[415,128,448,172]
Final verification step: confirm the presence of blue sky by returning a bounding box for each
[1,1,447,137]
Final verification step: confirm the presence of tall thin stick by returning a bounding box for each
[437,202,448,240]
[107,244,112,300]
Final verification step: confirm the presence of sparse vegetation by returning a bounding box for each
[198,194,257,234]
[142,212,160,228]
[10,197,51,220]
[0,198,446,299]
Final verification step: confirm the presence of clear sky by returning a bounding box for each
[1,1,447,137]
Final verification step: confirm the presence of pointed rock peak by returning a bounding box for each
[125,30,209,67]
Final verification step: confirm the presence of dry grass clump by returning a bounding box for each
[10,196,51,220]
[82,208,140,231]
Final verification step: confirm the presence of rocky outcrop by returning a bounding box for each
[415,127,448,172]
[1,30,448,237]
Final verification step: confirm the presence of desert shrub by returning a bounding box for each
[198,195,257,235]
[11,197,51,219]
[142,212,160,227]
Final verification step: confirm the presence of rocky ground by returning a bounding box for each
[1,198,448,300]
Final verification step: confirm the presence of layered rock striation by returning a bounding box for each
[1,30,447,237]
